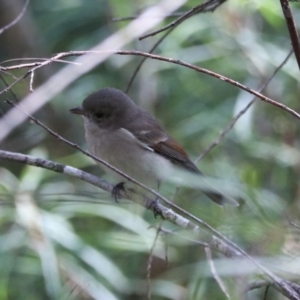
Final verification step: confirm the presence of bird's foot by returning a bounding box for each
[146,198,162,219]
[112,182,125,202]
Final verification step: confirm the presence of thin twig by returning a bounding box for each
[0,69,18,80]
[159,227,210,247]
[279,0,300,71]
[126,27,175,93]
[244,280,269,292]
[0,58,80,70]
[0,74,19,102]
[113,0,225,23]
[112,12,184,22]
[2,50,298,121]
[117,50,300,120]
[290,221,300,230]
[196,49,293,162]
[139,0,226,40]
[0,52,88,95]
[205,247,230,298]
[0,0,30,35]
[263,285,270,300]
[147,224,162,300]
[29,71,34,92]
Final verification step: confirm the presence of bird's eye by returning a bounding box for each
[95,112,105,119]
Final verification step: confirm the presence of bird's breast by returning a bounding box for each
[84,124,172,185]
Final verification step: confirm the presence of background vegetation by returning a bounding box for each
[0,0,300,299]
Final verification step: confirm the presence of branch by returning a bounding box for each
[139,0,227,40]
[126,27,175,93]
[0,149,197,231]
[0,149,238,256]
[245,278,300,298]
[1,148,300,299]
[116,51,300,120]
[147,224,163,300]
[1,49,299,144]
[196,49,293,162]
[279,0,300,71]
[0,0,30,35]
[112,12,184,22]
[264,285,270,300]
[205,246,230,298]
[0,58,79,71]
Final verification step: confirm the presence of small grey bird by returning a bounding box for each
[70,87,238,206]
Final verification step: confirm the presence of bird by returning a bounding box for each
[70,87,238,206]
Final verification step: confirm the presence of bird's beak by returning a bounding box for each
[70,106,85,115]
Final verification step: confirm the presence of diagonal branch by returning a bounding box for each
[139,0,227,40]
[126,27,175,93]
[1,148,300,300]
[279,0,300,71]
[116,51,300,120]
[205,246,230,298]
[0,0,30,35]
[0,149,196,231]
[196,49,293,162]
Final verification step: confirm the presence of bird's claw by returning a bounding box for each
[146,198,163,219]
[112,182,125,202]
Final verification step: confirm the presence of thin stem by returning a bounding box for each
[0,0,30,35]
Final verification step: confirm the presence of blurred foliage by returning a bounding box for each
[1,0,300,299]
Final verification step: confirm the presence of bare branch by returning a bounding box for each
[126,27,175,93]
[290,221,300,230]
[1,146,299,299]
[245,279,300,299]
[245,280,269,292]
[196,49,293,162]
[159,227,210,248]
[205,247,230,298]
[29,70,34,92]
[1,49,299,146]
[139,0,227,40]
[279,0,300,71]
[263,285,270,300]
[0,74,19,101]
[117,51,300,120]
[0,149,199,231]
[0,58,80,71]
[0,0,30,35]
[147,224,163,300]
[112,12,184,22]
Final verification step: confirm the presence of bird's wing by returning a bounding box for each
[151,136,201,173]
[124,111,200,173]
[123,112,239,206]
